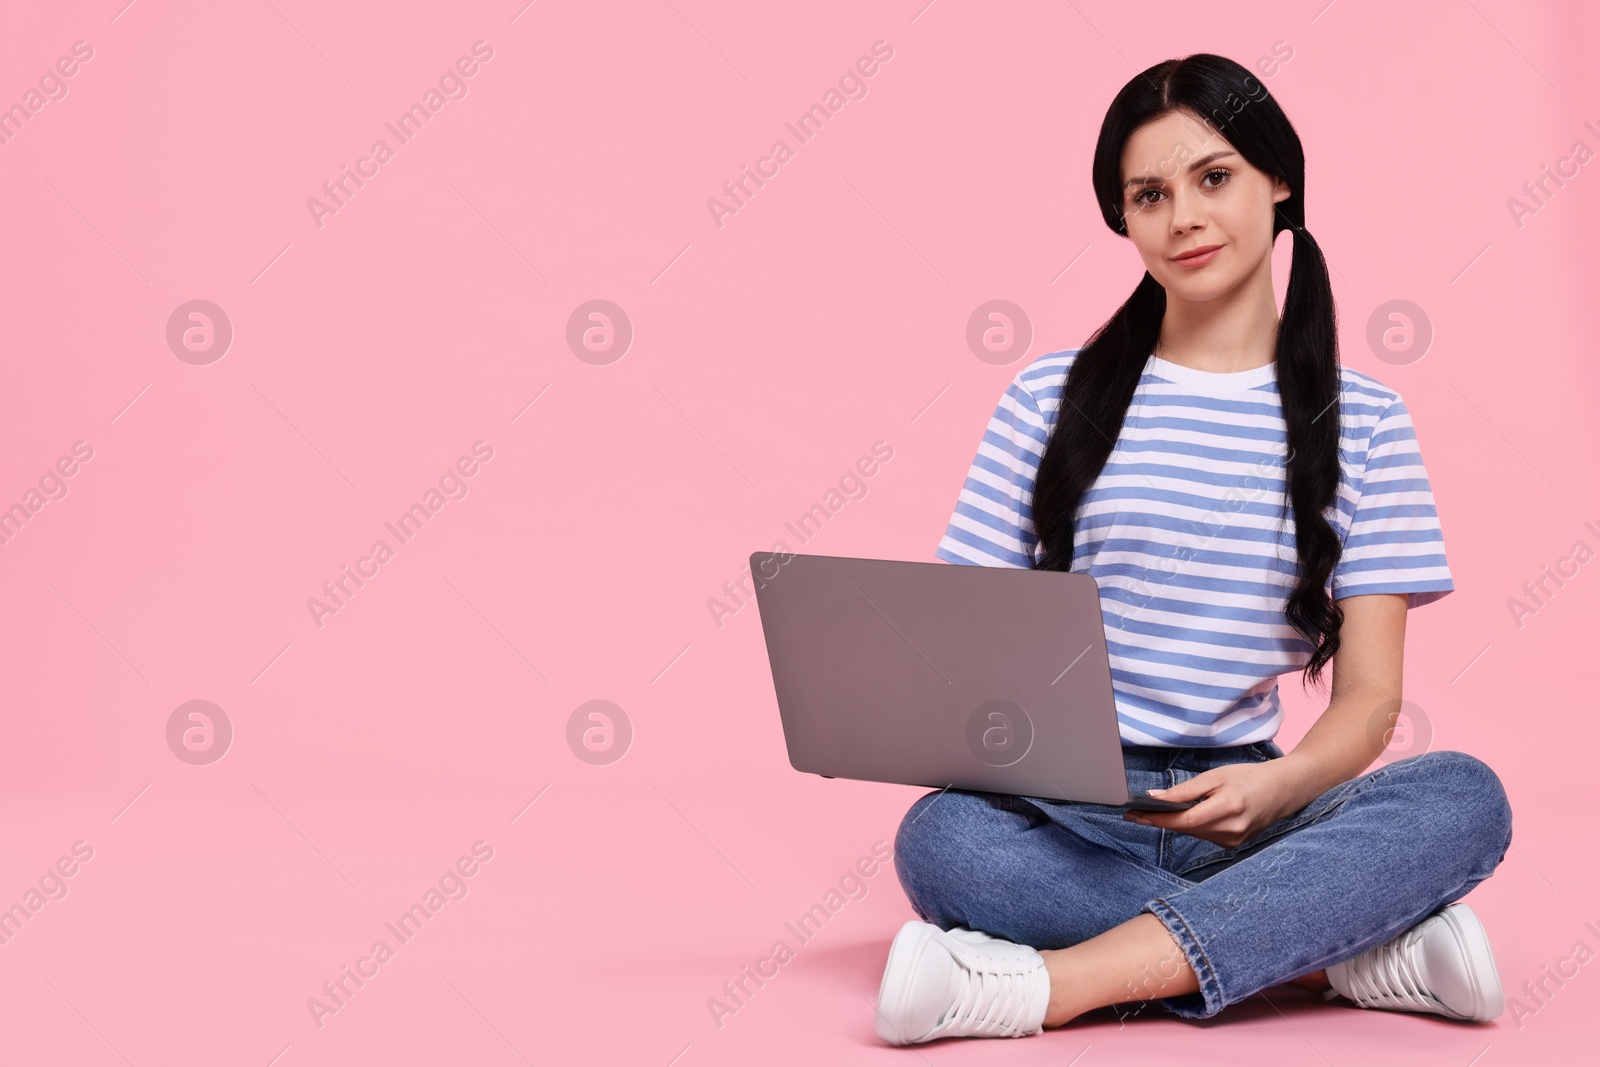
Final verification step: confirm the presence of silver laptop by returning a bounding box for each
[749,551,1195,811]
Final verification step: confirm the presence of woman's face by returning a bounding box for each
[1117,108,1291,302]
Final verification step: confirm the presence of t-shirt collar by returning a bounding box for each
[1145,353,1277,395]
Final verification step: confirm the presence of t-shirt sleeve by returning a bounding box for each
[933,373,1047,568]
[1330,394,1454,607]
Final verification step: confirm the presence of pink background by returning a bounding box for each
[2,1,1597,1063]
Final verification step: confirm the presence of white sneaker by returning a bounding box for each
[874,920,1051,1045]
[1324,903,1504,1021]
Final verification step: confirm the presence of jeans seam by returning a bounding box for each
[1158,765,1178,868]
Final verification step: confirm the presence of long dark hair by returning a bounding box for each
[1032,53,1344,689]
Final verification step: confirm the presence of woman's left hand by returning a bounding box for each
[1122,758,1311,847]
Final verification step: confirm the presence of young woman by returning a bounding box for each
[873,53,1513,1045]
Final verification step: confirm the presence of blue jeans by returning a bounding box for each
[892,742,1513,1020]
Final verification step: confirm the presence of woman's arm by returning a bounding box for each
[1126,592,1409,847]
[1271,591,1408,810]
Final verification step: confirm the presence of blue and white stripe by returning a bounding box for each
[935,348,1454,747]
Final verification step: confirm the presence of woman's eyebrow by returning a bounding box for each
[1122,151,1237,189]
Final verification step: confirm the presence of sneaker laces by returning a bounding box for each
[941,939,1048,1037]
[1340,926,1439,1013]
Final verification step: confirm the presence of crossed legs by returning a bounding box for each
[892,751,1511,1025]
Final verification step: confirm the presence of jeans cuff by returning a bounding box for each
[1143,897,1225,1020]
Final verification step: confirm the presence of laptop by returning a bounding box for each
[748,551,1195,811]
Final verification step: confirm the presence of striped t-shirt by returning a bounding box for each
[935,348,1454,747]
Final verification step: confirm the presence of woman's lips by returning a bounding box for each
[1172,245,1221,268]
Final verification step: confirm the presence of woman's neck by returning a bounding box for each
[1154,273,1281,373]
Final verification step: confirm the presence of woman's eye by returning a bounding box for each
[1204,168,1230,188]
